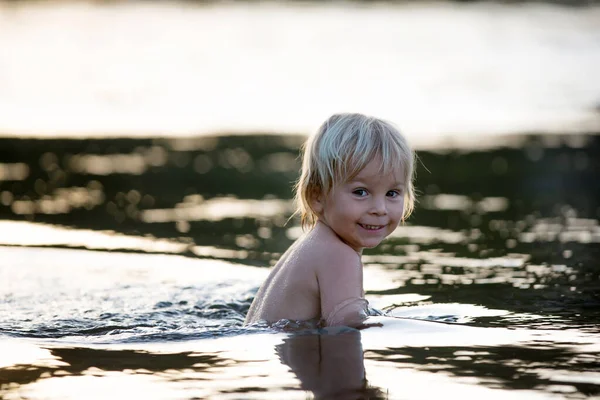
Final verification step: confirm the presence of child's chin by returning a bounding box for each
[363,240,383,249]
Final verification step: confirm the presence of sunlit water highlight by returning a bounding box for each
[1,245,598,399]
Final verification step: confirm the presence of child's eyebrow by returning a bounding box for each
[348,179,406,187]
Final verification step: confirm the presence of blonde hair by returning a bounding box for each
[295,113,416,230]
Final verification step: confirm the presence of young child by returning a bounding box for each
[245,113,415,328]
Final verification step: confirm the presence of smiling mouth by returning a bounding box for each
[359,224,385,231]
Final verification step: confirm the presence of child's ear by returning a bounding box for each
[309,187,324,214]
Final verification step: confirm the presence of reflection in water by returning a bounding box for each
[277,328,385,400]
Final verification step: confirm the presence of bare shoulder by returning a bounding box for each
[302,224,361,271]
[302,224,363,295]
[315,240,362,285]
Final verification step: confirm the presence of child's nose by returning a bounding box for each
[370,197,387,215]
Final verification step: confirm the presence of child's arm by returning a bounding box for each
[317,247,369,328]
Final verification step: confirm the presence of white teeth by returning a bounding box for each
[361,224,382,230]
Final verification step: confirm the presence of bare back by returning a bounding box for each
[244,222,368,327]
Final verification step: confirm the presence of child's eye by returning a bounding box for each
[387,190,401,198]
[352,189,368,197]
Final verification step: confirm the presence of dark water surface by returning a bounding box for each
[1,133,599,399]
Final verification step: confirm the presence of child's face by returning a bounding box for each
[312,158,405,253]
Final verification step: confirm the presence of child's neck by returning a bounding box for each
[314,220,364,255]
